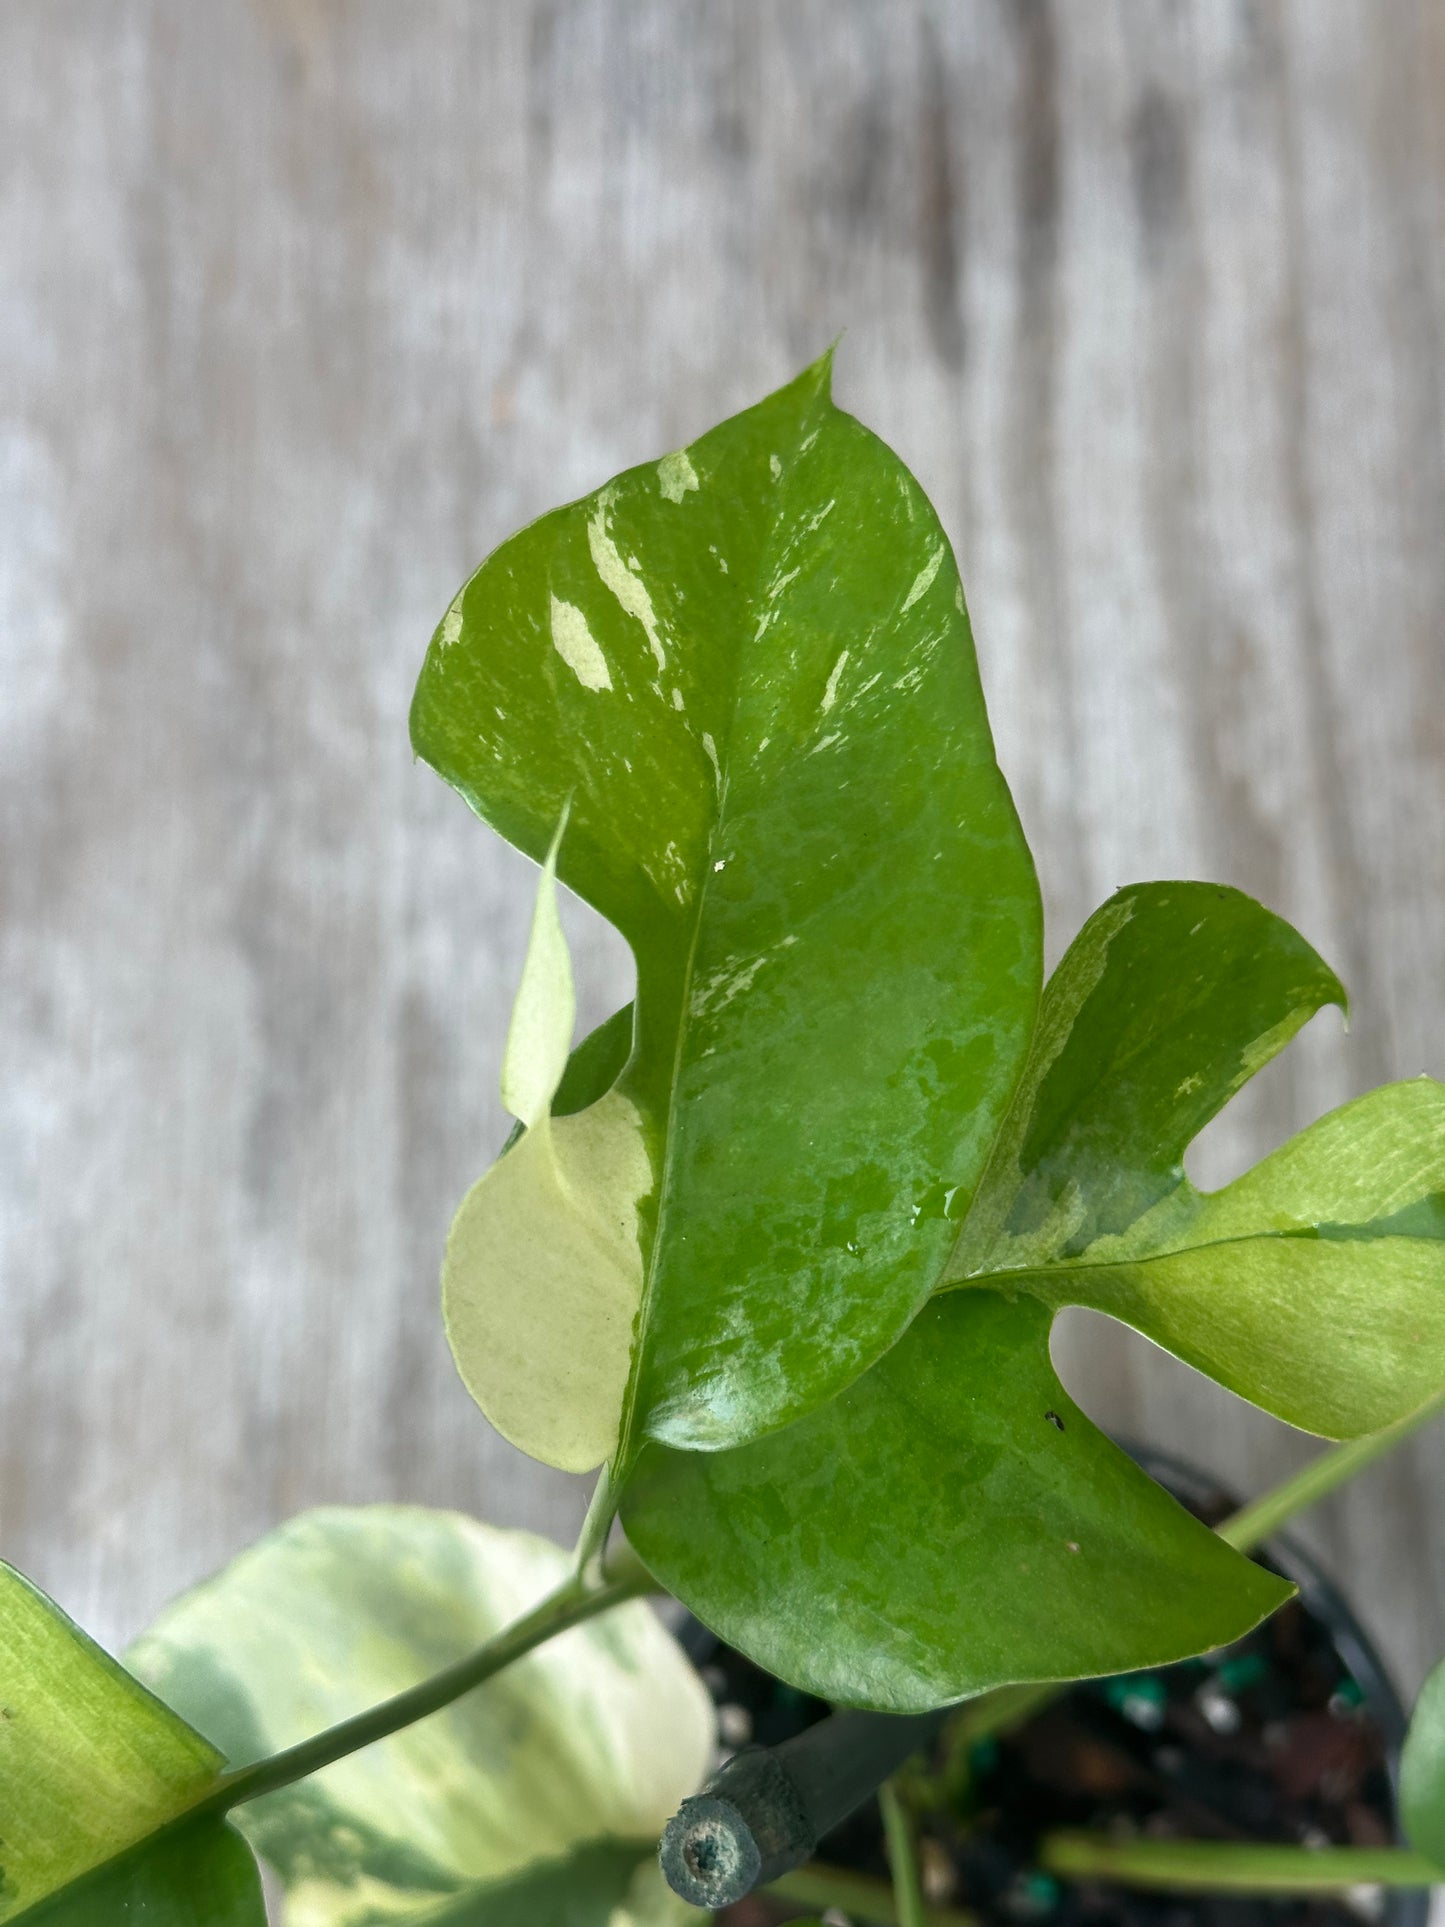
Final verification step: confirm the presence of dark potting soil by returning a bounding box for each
[692,1461,1415,1927]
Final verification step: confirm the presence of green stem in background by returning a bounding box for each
[207,1543,651,1816]
[953,1391,1445,1751]
[768,1859,979,1926]
[572,1462,618,1577]
[880,1779,928,1927]
[1219,1386,1445,1555]
[1040,1833,1441,1893]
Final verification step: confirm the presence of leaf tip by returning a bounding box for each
[794,336,842,406]
[499,805,576,1128]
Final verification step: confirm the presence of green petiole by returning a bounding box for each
[1041,1833,1440,1893]
[880,1778,929,1927]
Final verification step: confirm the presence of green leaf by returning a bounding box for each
[1402,1656,1445,1870]
[553,1003,634,1119]
[127,1507,715,1926]
[412,352,1041,1464]
[419,370,1443,1711]
[946,882,1445,1437]
[18,1824,264,1927]
[622,882,1439,1705]
[388,1846,697,1927]
[0,1558,244,1922]
[444,823,654,1470]
[621,1290,1290,1712]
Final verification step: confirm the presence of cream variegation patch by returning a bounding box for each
[446,815,652,1471]
[128,1509,715,1927]
[444,1089,651,1471]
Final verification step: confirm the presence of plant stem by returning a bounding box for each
[767,1859,979,1926]
[30,1544,657,1921]
[1219,1387,1445,1555]
[880,1779,928,1927]
[204,1544,651,1816]
[952,1392,1445,1751]
[1040,1833,1441,1893]
[572,1462,617,1576]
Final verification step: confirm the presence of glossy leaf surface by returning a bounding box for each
[619,885,1439,1705]
[1402,1656,1445,1870]
[947,883,1445,1437]
[413,354,1041,1460]
[420,371,1444,1712]
[128,1507,714,1926]
[622,1291,1288,1710]
[0,1558,235,1922]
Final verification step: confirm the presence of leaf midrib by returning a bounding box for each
[943,1220,1441,1299]
[611,417,826,1472]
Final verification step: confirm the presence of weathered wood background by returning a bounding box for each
[3,0,1442,1721]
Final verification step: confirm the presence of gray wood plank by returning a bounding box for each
[1,1,1440,1718]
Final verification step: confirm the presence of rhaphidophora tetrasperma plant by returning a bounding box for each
[4,354,1444,1926]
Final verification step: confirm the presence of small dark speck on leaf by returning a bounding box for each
[1045,1410,1065,1431]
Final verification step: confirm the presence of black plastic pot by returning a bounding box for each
[1124,1445,1427,1927]
[681,1444,1429,1927]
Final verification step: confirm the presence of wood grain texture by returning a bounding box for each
[1,0,1441,1716]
